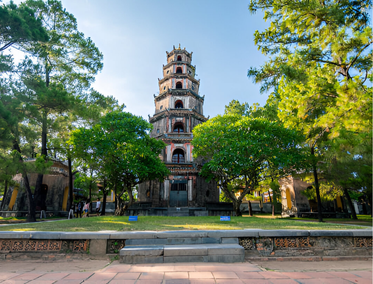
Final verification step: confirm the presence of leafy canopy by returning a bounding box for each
[70,111,169,193]
[192,114,307,215]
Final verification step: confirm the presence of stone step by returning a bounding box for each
[126,237,238,246]
[167,208,190,217]
[168,213,190,217]
[120,244,244,264]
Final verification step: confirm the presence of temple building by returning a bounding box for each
[137,45,220,214]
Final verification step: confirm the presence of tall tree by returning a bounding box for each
[48,91,123,212]
[192,114,307,216]
[0,79,51,220]
[0,0,48,220]
[15,0,103,221]
[248,0,372,221]
[70,111,169,215]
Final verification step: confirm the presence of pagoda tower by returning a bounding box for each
[138,45,218,209]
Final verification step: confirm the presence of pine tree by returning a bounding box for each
[248,0,372,221]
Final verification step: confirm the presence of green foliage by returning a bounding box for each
[224,96,279,122]
[323,131,372,194]
[192,114,307,215]
[0,0,48,72]
[224,100,248,116]
[248,0,372,215]
[0,1,48,51]
[0,0,104,221]
[301,182,343,202]
[348,190,364,202]
[70,111,169,205]
[74,172,98,199]
[269,180,281,204]
[248,0,372,142]
[219,192,232,203]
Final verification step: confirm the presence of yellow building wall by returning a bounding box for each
[8,186,19,210]
[106,190,115,202]
[286,188,292,209]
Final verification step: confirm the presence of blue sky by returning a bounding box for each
[12,0,271,120]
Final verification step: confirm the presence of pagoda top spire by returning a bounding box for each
[167,45,193,58]
[174,43,183,50]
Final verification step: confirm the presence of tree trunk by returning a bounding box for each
[232,200,242,217]
[343,188,357,219]
[101,180,107,216]
[24,173,36,222]
[127,185,134,208]
[311,147,323,222]
[34,110,48,213]
[248,201,252,217]
[101,190,107,216]
[68,157,73,211]
[1,180,8,210]
[114,183,118,210]
[366,195,372,217]
[115,194,118,210]
[267,190,275,216]
[89,178,92,213]
[13,140,36,222]
[333,199,338,212]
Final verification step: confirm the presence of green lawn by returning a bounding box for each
[0,215,369,232]
[286,214,372,227]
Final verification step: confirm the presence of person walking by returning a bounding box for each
[83,199,90,218]
[96,198,101,216]
[77,201,83,218]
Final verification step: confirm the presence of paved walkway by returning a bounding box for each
[0,259,371,284]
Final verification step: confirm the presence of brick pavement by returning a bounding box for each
[0,261,371,284]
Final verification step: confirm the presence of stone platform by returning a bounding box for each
[0,229,371,263]
[121,236,244,263]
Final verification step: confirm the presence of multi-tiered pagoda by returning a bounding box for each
[138,45,218,210]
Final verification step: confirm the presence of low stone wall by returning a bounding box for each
[0,230,371,261]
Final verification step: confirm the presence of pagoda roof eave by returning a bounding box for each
[149,109,208,123]
[158,74,199,85]
[154,89,204,101]
[163,61,195,70]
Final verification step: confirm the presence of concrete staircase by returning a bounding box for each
[167,207,190,217]
[120,236,244,264]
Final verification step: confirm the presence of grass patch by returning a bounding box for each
[0,215,369,232]
[0,216,63,224]
[287,214,372,227]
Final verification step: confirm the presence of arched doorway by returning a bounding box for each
[176,67,182,74]
[36,184,48,211]
[177,55,182,61]
[172,149,185,163]
[176,82,182,89]
[175,100,183,108]
[173,123,184,133]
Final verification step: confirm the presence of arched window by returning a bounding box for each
[175,100,183,109]
[172,149,185,163]
[173,122,184,133]
[176,67,182,74]
[176,82,182,89]
[177,55,182,61]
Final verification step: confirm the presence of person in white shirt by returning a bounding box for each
[96,198,101,216]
